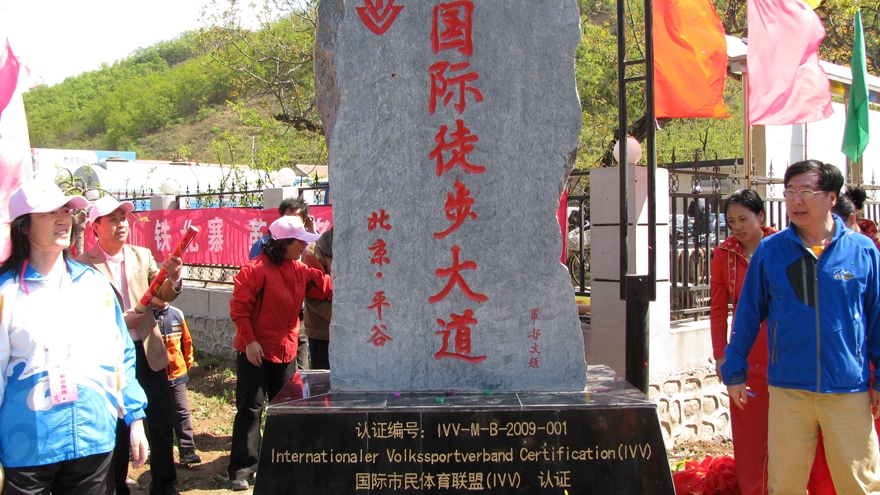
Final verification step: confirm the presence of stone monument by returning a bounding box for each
[315,0,588,392]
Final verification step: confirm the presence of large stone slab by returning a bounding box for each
[315,0,587,391]
[254,368,675,494]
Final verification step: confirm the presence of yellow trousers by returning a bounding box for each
[768,386,880,494]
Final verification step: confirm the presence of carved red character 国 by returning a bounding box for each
[431,1,474,57]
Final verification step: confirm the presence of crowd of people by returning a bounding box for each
[0,183,334,494]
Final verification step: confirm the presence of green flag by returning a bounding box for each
[842,11,870,163]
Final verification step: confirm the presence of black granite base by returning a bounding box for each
[254,365,674,494]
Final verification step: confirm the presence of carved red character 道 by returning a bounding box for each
[428,61,483,115]
[434,180,477,239]
[431,1,474,57]
[428,245,488,304]
[435,309,486,363]
[429,119,485,177]
[368,291,390,320]
[367,209,392,231]
[357,0,404,35]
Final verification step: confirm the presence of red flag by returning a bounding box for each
[746,0,832,125]
[653,0,729,118]
[0,40,32,260]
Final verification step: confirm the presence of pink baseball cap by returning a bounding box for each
[8,180,88,221]
[88,196,135,224]
[269,216,320,243]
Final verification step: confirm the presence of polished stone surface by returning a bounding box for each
[255,366,674,494]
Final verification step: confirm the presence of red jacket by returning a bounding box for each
[230,255,333,363]
[709,225,776,361]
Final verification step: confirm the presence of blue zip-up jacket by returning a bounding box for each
[721,215,880,393]
[0,259,148,468]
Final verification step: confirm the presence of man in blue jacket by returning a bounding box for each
[721,160,880,494]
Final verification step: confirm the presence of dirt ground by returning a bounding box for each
[126,355,731,494]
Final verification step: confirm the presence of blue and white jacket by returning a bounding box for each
[0,259,147,468]
[721,215,880,393]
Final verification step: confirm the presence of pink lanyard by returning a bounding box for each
[21,258,69,295]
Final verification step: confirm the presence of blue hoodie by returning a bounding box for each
[721,215,880,394]
[0,259,147,468]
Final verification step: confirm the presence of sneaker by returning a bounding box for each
[230,479,250,491]
[179,451,202,465]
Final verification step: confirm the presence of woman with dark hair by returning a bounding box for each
[710,189,778,494]
[227,215,332,491]
[844,186,880,248]
[0,180,148,494]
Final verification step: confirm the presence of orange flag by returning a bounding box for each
[653,0,730,118]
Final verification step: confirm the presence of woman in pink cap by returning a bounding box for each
[227,215,332,491]
[0,180,148,494]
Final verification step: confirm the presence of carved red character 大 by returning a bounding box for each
[431,0,474,57]
[357,0,404,35]
[428,245,488,304]
[368,291,390,320]
[434,309,486,363]
[429,119,485,177]
[367,325,393,347]
[434,180,477,239]
[428,61,483,115]
[367,209,392,231]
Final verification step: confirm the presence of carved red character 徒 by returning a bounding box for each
[429,119,485,177]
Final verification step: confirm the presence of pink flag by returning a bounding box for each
[746,0,832,125]
[0,40,33,260]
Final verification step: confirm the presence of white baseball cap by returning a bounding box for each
[269,216,320,243]
[88,196,135,224]
[8,180,88,221]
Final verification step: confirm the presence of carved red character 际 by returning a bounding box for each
[429,119,485,177]
[368,209,392,231]
[368,291,390,320]
[428,61,483,115]
[434,180,477,239]
[428,245,488,304]
[434,309,486,363]
[431,0,474,57]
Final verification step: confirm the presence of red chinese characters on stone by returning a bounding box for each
[367,325,394,347]
[428,61,483,115]
[367,209,392,231]
[530,308,539,322]
[368,291,390,320]
[527,328,541,340]
[434,309,486,363]
[434,180,477,239]
[357,0,404,35]
[528,357,540,369]
[431,1,474,57]
[428,245,488,304]
[429,119,485,177]
[369,239,390,266]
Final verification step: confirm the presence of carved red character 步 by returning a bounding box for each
[428,245,488,304]
[368,209,392,231]
[431,0,474,57]
[368,291,390,320]
[434,180,477,239]
[428,61,483,115]
[434,309,486,363]
[429,119,485,177]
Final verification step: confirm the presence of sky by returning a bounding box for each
[0,0,208,87]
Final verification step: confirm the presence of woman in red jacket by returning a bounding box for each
[711,189,836,495]
[227,215,331,491]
